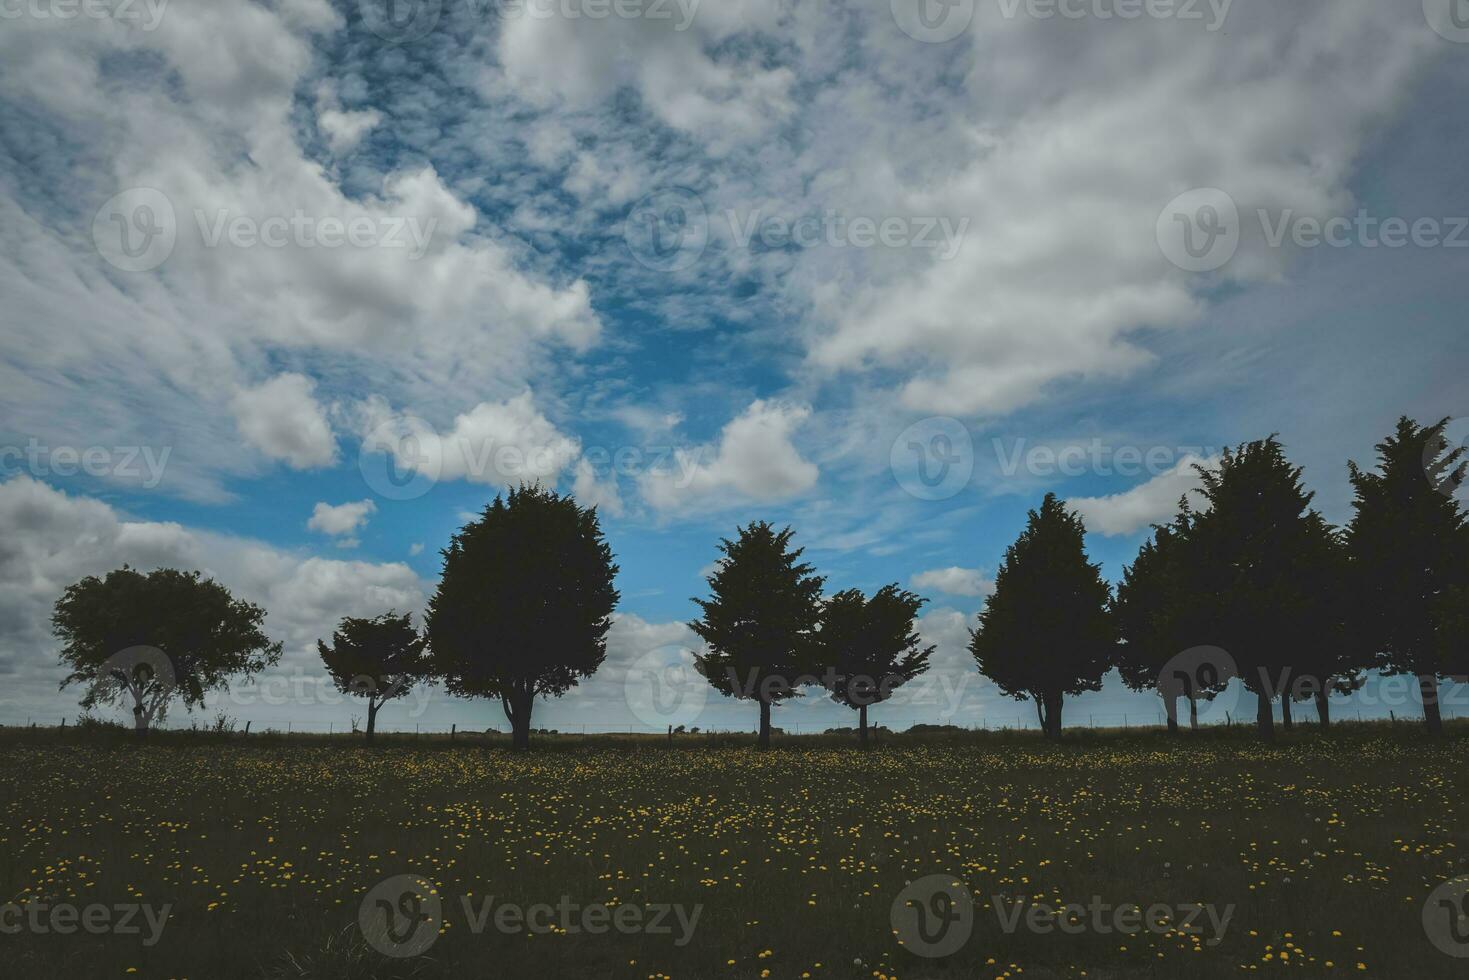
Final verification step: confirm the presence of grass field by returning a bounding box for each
[2,724,1467,979]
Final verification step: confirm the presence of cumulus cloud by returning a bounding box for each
[233,374,338,470]
[639,399,819,511]
[913,566,994,598]
[1068,454,1215,537]
[307,499,376,537]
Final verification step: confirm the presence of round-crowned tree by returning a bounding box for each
[317,612,430,743]
[54,565,281,733]
[425,486,618,750]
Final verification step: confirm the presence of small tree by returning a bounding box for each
[1346,417,1469,736]
[970,494,1114,739]
[54,566,281,733]
[818,585,933,748]
[425,486,618,750]
[317,612,429,743]
[691,522,824,749]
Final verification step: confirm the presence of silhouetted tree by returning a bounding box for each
[1186,438,1332,740]
[54,566,281,733]
[691,522,824,749]
[317,612,429,743]
[970,494,1113,739]
[425,486,618,750]
[1346,418,1469,736]
[817,585,933,748]
[1280,515,1364,728]
[1113,514,1226,733]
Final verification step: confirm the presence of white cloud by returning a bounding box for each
[572,458,625,518]
[639,399,819,511]
[913,566,994,598]
[307,499,376,537]
[232,374,338,470]
[315,81,382,154]
[1068,454,1215,537]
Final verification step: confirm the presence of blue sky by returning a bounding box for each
[1,0,1467,733]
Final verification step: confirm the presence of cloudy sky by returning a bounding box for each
[2,0,1467,733]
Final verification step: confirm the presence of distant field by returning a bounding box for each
[2,725,1467,979]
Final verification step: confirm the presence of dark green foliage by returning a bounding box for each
[425,486,619,750]
[53,565,281,731]
[316,612,429,742]
[969,493,1114,739]
[1346,417,1469,735]
[817,585,933,747]
[691,522,824,748]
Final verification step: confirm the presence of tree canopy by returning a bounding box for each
[53,565,281,731]
[317,611,430,742]
[425,485,618,750]
[691,521,824,748]
[817,585,933,747]
[969,493,1113,739]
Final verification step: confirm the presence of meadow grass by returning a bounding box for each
[1,723,1466,978]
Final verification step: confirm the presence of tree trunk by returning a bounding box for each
[1038,693,1063,740]
[1164,695,1180,735]
[757,698,772,749]
[1280,694,1294,731]
[858,703,869,750]
[1188,693,1200,731]
[1420,673,1444,736]
[1255,688,1275,740]
[1314,690,1331,728]
[366,699,379,744]
[503,688,533,750]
